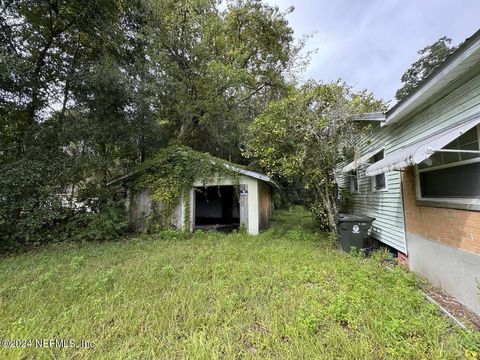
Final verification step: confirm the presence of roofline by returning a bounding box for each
[340,147,383,174]
[352,112,386,122]
[224,165,279,187]
[385,28,480,125]
[107,169,142,186]
[107,163,278,188]
[365,113,480,176]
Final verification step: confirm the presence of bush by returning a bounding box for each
[0,157,72,249]
[59,202,128,242]
[0,150,130,251]
[305,201,331,230]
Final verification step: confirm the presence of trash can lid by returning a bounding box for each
[336,213,375,223]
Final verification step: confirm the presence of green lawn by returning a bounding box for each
[0,207,479,359]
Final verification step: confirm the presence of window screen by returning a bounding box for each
[420,162,480,198]
[372,151,386,190]
[350,171,358,193]
[418,126,480,169]
[418,125,480,199]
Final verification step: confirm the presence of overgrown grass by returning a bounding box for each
[0,207,479,359]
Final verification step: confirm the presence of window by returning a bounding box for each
[417,125,480,201]
[371,150,387,191]
[349,170,359,193]
[418,126,480,170]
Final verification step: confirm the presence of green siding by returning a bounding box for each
[339,71,480,254]
[339,124,406,253]
[390,72,480,151]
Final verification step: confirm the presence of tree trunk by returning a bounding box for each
[317,182,337,232]
[326,174,338,219]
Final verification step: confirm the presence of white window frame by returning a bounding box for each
[371,149,388,192]
[349,170,360,194]
[415,125,480,210]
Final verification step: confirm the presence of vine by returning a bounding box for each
[134,146,239,230]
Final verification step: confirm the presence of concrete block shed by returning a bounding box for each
[114,168,276,235]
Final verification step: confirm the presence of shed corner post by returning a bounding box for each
[189,187,195,232]
[239,183,249,232]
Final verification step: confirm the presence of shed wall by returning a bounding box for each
[127,188,183,231]
[192,175,260,234]
[258,181,273,231]
[127,175,271,235]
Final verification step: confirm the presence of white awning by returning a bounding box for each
[341,148,383,173]
[366,116,480,176]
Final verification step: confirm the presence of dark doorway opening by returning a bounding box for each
[194,186,240,232]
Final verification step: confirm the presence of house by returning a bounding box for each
[339,29,480,315]
[109,164,276,236]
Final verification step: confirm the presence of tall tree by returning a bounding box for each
[0,0,304,245]
[146,0,304,162]
[0,0,127,158]
[396,36,456,101]
[246,81,385,230]
[0,0,157,244]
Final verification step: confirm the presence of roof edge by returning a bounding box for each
[352,112,386,122]
[385,28,480,124]
[107,163,278,188]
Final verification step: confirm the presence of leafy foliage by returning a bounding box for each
[146,0,304,162]
[134,145,238,228]
[0,155,70,247]
[59,202,128,243]
[0,0,301,245]
[396,36,456,101]
[246,81,385,229]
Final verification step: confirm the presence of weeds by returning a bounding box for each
[0,206,478,359]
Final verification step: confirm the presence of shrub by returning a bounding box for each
[60,202,128,242]
[0,151,129,250]
[0,157,72,249]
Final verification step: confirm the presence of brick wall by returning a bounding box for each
[401,167,480,255]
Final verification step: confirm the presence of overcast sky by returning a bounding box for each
[264,0,480,106]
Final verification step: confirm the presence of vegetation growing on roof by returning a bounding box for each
[134,145,239,229]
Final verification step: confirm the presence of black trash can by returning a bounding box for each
[335,214,375,252]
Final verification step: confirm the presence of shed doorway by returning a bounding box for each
[194,185,240,232]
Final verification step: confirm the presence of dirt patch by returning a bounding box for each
[421,282,480,331]
[382,260,480,331]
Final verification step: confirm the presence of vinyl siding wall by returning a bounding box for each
[339,69,480,254]
[338,125,406,253]
[388,69,480,153]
